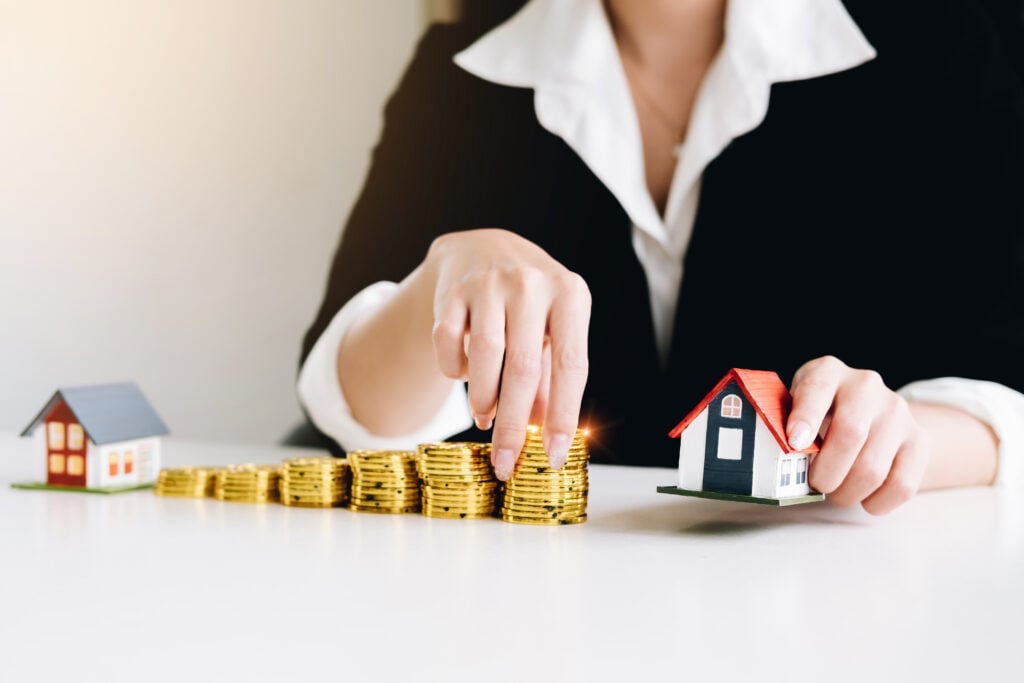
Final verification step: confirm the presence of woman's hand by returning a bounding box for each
[426,229,592,480]
[786,356,930,515]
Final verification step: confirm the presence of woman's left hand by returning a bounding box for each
[786,356,930,515]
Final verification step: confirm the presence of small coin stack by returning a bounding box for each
[347,450,421,513]
[154,466,219,498]
[213,464,281,504]
[416,442,499,519]
[279,456,351,508]
[500,426,589,525]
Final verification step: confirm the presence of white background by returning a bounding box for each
[0,0,437,444]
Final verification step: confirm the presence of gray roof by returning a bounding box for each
[21,383,170,445]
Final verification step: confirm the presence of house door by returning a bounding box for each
[45,420,87,487]
[702,382,755,495]
[44,403,88,487]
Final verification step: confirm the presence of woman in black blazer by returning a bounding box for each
[299,0,1024,514]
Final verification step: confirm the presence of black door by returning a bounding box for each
[702,381,755,495]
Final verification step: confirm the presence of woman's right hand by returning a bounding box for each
[425,229,592,480]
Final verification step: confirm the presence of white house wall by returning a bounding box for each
[777,453,812,498]
[751,418,782,498]
[136,438,161,484]
[90,439,142,488]
[30,427,47,482]
[678,407,709,490]
[750,418,813,498]
[86,438,100,487]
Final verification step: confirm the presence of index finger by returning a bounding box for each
[787,356,846,450]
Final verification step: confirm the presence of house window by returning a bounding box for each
[67,423,84,450]
[67,455,84,476]
[780,459,792,487]
[796,457,807,485]
[717,427,743,460]
[49,454,66,474]
[721,394,742,419]
[124,451,134,475]
[48,422,65,450]
[108,452,119,476]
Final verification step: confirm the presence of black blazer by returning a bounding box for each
[302,0,1024,467]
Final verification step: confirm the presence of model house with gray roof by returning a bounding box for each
[19,383,169,492]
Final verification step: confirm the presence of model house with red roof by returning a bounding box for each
[16,383,169,493]
[658,369,825,506]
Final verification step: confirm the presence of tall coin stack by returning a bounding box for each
[416,442,499,519]
[213,464,281,503]
[347,450,421,513]
[500,426,589,525]
[155,466,219,498]
[279,456,351,508]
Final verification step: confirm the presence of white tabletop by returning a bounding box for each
[1,433,1021,683]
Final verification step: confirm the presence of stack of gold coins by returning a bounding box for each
[154,467,219,498]
[213,464,280,503]
[279,456,351,507]
[347,450,420,513]
[416,442,499,519]
[500,426,589,525]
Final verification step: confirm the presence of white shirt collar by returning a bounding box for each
[454,0,876,249]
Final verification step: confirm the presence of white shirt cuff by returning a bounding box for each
[897,377,1024,488]
[296,281,472,451]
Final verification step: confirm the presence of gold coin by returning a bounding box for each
[422,488,498,499]
[422,500,496,512]
[421,479,499,489]
[282,456,346,467]
[500,503,585,515]
[280,472,346,479]
[500,506,586,518]
[502,506,587,519]
[500,514,587,526]
[350,482,419,492]
[280,480,347,490]
[348,503,419,514]
[518,446,589,455]
[282,501,344,508]
[417,468,494,479]
[421,509,495,520]
[347,449,416,462]
[423,498,497,508]
[504,480,588,491]
[507,475,588,487]
[502,496,587,508]
[420,475,496,485]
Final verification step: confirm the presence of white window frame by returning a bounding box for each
[780,459,793,487]
[721,394,742,419]
[796,457,807,485]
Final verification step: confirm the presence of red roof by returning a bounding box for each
[668,369,820,455]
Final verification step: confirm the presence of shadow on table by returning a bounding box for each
[588,498,865,537]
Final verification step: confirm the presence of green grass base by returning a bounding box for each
[657,485,825,506]
[10,481,154,495]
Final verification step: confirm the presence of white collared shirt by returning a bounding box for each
[298,0,1024,486]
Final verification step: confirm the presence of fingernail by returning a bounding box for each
[789,421,813,450]
[494,448,516,481]
[474,414,492,431]
[547,433,570,470]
